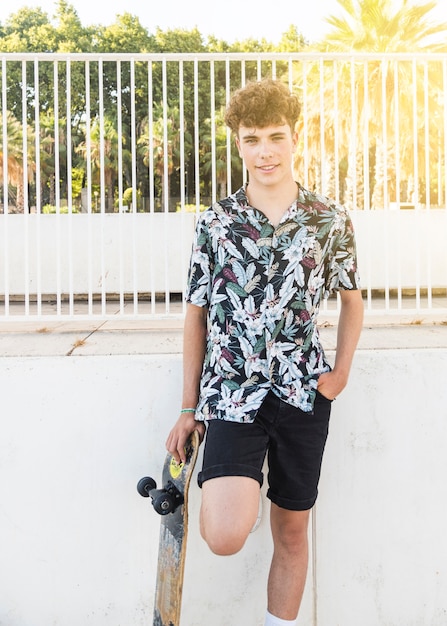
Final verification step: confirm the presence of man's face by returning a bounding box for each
[235,123,298,188]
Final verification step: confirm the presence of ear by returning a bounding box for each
[235,135,243,157]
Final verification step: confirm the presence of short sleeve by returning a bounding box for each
[185,214,213,308]
[325,209,361,297]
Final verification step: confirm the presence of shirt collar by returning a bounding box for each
[235,183,301,223]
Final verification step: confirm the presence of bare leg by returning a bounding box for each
[200,476,261,555]
[267,504,311,620]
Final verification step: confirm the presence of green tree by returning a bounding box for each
[275,25,307,52]
[97,13,154,53]
[53,0,95,52]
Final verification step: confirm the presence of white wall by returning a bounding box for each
[0,212,196,295]
[1,345,447,626]
[351,208,447,290]
[1,209,446,296]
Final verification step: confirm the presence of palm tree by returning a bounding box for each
[138,102,191,211]
[321,0,447,53]
[76,116,124,212]
[0,111,35,212]
[299,0,447,209]
[200,109,242,200]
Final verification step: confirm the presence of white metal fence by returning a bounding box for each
[1,52,446,320]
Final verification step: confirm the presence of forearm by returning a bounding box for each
[333,289,364,383]
[166,303,208,462]
[318,289,363,400]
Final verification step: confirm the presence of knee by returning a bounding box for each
[271,508,310,555]
[278,525,308,553]
[200,523,247,556]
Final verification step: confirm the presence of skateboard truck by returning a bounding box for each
[137,476,184,515]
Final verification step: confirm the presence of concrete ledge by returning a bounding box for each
[1,317,447,357]
[1,345,447,626]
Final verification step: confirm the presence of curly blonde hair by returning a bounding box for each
[224,78,300,134]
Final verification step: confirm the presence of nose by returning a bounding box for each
[258,139,273,158]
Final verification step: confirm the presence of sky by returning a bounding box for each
[0,0,446,43]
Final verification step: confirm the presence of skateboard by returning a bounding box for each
[137,429,200,626]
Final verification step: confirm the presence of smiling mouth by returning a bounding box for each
[258,164,277,171]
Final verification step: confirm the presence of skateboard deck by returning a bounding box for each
[137,430,200,626]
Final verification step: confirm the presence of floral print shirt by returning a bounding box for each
[186,183,361,422]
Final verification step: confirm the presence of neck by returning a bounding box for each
[246,180,298,225]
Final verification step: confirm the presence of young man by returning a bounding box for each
[166,78,363,625]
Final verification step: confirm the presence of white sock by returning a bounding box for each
[264,610,296,625]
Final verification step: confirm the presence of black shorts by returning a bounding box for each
[197,390,332,511]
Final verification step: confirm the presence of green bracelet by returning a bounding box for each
[180,408,196,414]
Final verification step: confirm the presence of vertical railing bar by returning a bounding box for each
[179,60,185,211]
[350,59,357,212]
[381,59,390,311]
[358,58,372,311]
[85,60,93,316]
[333,60,340,203]
[116,60,125,316]
[423,61,430,210]
[130,58,139,315]
[423,60,432,308]
[412,59,421,309]
[33,58,42,317]
[147,60,156,315]
[53,60,62,316]
[288,58,297,188]
[193,58,200,213]
[225,58,232,196]
[148,61,155,215]
[66,59,74,317]
[241,61,248,187]
[162,58,169,215]
[21,61,30,317]
[162,58,170,313]
[363,60,370,211]
[178,59,187,313]
[359,60,370,311]
[443,59,447,300]
[319,59,326,196]
[1,58,9,317]
[302,60,309,190]
[412,59,419,206]
[179,60,189,315]
[98,57,106,316]
[393,61,402,311]
[444,59,447,211]
[381,59,389,209]
[210,59,217,205]
[319,58,329,314]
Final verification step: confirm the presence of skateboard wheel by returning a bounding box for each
[153,492,175,515]
[137,476,157,497]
